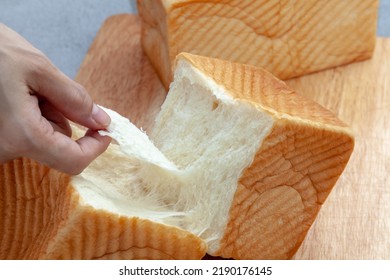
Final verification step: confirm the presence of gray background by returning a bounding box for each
[0,0,389,79]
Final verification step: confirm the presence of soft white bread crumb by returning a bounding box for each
[98,107,178,172]
[73,56,274,254]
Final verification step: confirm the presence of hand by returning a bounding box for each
[0,23,111,174]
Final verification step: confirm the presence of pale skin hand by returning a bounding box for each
[0,23,111,175]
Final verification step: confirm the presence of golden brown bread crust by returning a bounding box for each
[138,0,172,88]
[44,195,207,260]
[0,158,207,260]
[138,0,378,89]
[0,158,71,259]
[217,123,354,259]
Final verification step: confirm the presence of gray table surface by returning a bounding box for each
[0,0,389,79]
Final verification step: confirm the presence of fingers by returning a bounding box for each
[24,55,113,173]
[39,100,72,137]
[3,107,112,174]
[0,25,112,173]
[1,24,109,131]
[29,128,111,175]
[25,57,110,130]
[34,100,111,174]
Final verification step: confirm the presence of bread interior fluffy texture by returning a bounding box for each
[73,59,274,254]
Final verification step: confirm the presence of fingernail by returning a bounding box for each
[92,104,111,127]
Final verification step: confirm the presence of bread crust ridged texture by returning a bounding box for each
[138,0,378,89]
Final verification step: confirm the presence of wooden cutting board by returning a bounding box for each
[75,14,390,259]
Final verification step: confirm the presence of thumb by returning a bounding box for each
[26,59,110,130]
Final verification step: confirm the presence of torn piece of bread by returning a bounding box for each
[0,53,353,260]
[138,0,379,89]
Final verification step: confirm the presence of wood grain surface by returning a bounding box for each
[287,39,390,259]
[75,14,166,132]
[75,14,389,259]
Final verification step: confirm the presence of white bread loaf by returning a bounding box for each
[138,0,379,89]
[0,53,354,259]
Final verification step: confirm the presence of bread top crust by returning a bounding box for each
[176,52,353,135]
[162,0,379,9]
